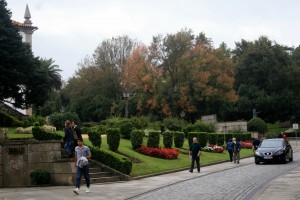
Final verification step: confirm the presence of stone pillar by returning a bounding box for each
[0,128,8,141]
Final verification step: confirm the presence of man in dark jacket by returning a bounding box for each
[72,121,83,148]
[231,137,241,164]
[189,137,201,173]
[226,139,233,162]
[63,120,74,158]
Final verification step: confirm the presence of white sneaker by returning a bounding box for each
[73,187,79,195]
[86,187,90,193]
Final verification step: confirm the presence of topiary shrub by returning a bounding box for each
[173,131,185,148]
[89,146,132,175]
[208,133,218,145]
[106,128,120,152]
[216,133,225,146]
[240,132,252,141]
[183,121,215,138]
[163,131,173,148]
[188,132,207,147]
[247,117,268,134]
[88,128,101,147]
[147,131,160,148]
[119,119,135,139]
[130,130,144,149]
[30,169,51,185]
[32,126,62,140]
[225,133,233,143]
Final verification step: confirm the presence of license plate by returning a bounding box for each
[264,156,273,159]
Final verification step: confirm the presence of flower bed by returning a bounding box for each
[240,141,253,149]
[203,144,224,153]
[137,145,179,159]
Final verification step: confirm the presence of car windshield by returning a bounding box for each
[260,140,283,148]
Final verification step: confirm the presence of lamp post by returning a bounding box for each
[123,92,130,118]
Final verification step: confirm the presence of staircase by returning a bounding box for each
[60,148,129,185]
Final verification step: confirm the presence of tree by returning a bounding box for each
[0,0,62,108]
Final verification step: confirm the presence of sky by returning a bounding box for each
[7,0,300,81]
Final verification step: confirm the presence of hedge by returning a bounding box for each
[163,131,173,148]
[173,131,185,148]
[30,169,51,185]
[32,126,62,140]
[88,128,101,147]
[147,131,160,148]
[130,130,144,149]
[225,133,234,143]
[89,146,132,175]
[188,132,208,147]
[106,128,120,152]
[0,111,20,127]
[247,117,268,134]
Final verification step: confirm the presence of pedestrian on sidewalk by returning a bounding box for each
[189,137,201,173]
[231,137,241,164]
[226,139,233,162]
[73,138,92,195]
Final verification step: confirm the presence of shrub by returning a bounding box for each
[183,121,215,137]
[208,133,218,145]
[163,117,184,131]
[147,131,160,148]
[137,145,179,159]
[240,141,252,149]
[163,131,173,148]
[225,133,234,143]
[240,132,252,141]
[0,111,20,127]
[30,169,51,185]
[203,145,224,153]
[32,126,62,140]
[119,119,135,139]
[49,112,80,130]
[173,131,185,148]
[15,127,32,134]
[88,128,101,147]
[89,146,132,175]
[22,116,46,128]
[247,117,268,134]
[188,132,207,148]
[106,128,120,152]
[130,130,144,149]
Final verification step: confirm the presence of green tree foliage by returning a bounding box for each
[247,117,268,134]
[0,1,62,109]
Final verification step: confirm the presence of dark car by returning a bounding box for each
[254,138,293,164]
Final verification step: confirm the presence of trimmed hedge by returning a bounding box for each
[225,133,234,143]
[247,117,268,134]
[130,130,144,149]
[32,126,62,140]
[88,128,101,147]
[208,133,225,146]
[30,169,51,185]
[147,131,160,148]
[173,131,185,148]
[239,132,252,141]
[188,132,208,147]
[106,128,120,152]
[89,146,132,175]
[163,131,173,148]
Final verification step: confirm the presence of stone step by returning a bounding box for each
[89,172,112,178]
[82,176,122,184]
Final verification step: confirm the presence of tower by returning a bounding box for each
[11,5,38,116]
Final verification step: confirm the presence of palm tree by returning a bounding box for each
[39,58,62,90]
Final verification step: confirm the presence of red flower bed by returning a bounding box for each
[137,145,179,159]
[240,141,253,149]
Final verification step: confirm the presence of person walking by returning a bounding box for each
[63,120,74,158]
[73,138,92,195]
[189,137,201,173]
[226,139,233,162]
[252,137,261,151]
[72,121,83,148]
[231,137,241,164]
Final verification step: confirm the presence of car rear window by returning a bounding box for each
[260,140,282,148]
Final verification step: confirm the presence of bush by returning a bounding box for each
[88,128,101,147]
[208,133,224,146]
[30,169,51,185]
[49,112,80,130]
[89,146,132,175]
[32,126,62,140]
[247,117,268,134]
[240,132,252,141]
[163,131,173,148]
[183,121,215,137]
[119,119,135,139]
[0,111,20,127]
[21,116,46,128]
[137,145,179,159]
[130,130,144,149]
[225,133,234,143]
[106,128,120,152]
[173,131,185,148]
[188,132,208,147]
[147,131,160,148]
[163,117,185,131]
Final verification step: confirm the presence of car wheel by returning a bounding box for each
[289,153,293,162]
[283,154,289,164]
[255,158,260,165]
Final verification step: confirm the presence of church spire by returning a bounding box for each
[24,4,32,25]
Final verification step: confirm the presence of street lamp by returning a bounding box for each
[123,92,130,118]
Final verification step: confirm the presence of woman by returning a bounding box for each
[63,120,74,158]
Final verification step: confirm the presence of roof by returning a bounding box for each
[11,19,38,31]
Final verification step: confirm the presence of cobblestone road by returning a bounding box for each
[128,151,300,200]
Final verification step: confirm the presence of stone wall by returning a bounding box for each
[216,121,247,133]
[0,139,62,187]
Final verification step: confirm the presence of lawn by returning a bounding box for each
[4,128,254,177]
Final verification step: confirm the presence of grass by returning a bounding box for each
[4,127,254,177]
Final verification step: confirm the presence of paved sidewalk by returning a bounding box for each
[1,146,300,200]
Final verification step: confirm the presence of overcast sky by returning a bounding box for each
[7,0,300,81]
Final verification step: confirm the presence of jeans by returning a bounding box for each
[76,165,90,188]
[64,140,72,155]
[190,156,200,172]
[228,149,233,162]
[233,151,240,163]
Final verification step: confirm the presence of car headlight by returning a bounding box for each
[275,150,284,155]
[255,151,261,156]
